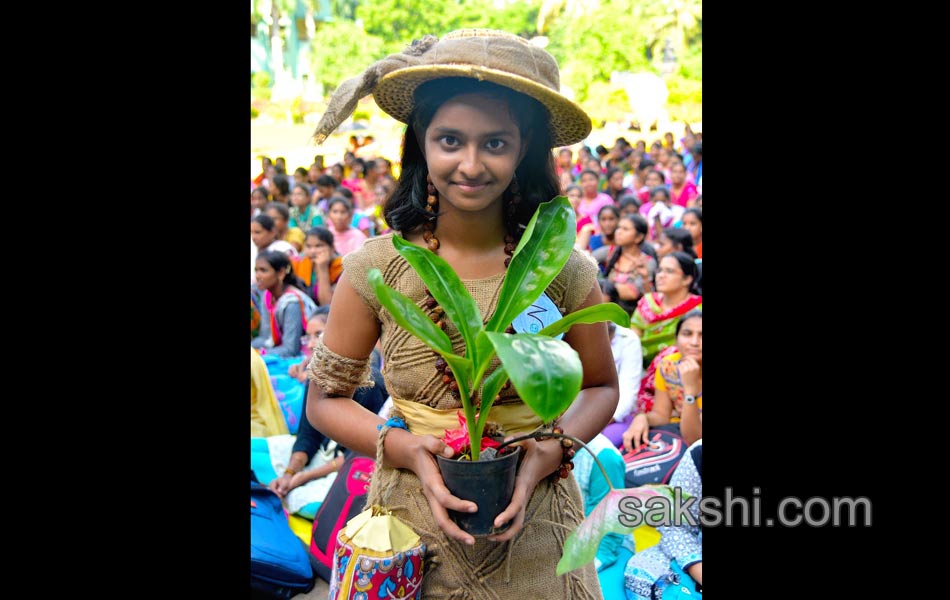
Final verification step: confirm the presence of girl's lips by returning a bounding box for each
[454,182,489,193]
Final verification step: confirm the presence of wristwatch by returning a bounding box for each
[684,394,697,405]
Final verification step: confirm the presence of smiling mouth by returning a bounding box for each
[453,181,490,192]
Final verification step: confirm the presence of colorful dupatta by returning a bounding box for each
[630,292,702,366]
[292,255,343,304]
[264,289,309,347]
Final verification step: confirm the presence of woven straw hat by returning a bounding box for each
[312,29,591,147]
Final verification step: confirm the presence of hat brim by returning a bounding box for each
[373,65,592,147]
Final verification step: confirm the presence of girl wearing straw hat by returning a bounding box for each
[305,29,617,597]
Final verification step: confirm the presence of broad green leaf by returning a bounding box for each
[537,303,631,338]
[392,236,485,367]
[485,197,576,333]
[368,269,474,405]
[368,268,453,355]
[473,331,498,388]
[475,364,508,435]
[557,486,681,575]
[484,332,582,423]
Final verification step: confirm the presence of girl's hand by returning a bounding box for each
[390,433,479,546]
[269,473,295,498]
[622,413,650,453]
[314,246,331,269]
[487,437,562,543]
[678,357,701,394]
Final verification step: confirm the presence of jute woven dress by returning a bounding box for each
[342,234,603,599]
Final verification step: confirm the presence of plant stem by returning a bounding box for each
[464,394,480,461]
[494,432,616,492]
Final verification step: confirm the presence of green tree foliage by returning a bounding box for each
[580,81,631,125]
[255,0,701,119]
[544,0,701,104]
[356,0,540,54]
[309,20,385,91]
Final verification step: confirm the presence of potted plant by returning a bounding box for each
[367,196,631,534]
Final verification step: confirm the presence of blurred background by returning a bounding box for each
[250,0,701,174]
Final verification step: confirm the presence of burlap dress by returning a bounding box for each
[342,234,604,599]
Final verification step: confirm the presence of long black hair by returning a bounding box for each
[675,308,703,336]
[665,251,700,295]
[383,77,559,237]
[603,213,649,275]
[662,227,695,257]
[306,226,335,248]
[256,249,305,290]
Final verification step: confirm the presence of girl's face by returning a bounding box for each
[424,93,524,216]
[374,183,392,205]
[651,190,670,206]
[657,147,671,164]
[608,170,624,191]
[328,202,351,231]
[645,172,663,188]
[559,170,574,192]
[304,235,332,261]
[251,190,267,211]
[669,163,686,185]
[254,258,283,291]
[579,172,599,196]
[303,317,327,352]
[677,316,702,362]
[317,184,335,199]
[265,208,288,232]
[682,213,702,242]
[613,218,641,247]
[627,153,641,171]
[586,158,602,173]
[656,234,678,258]
[598,210,619,236]
[558,149,572,168]
[250,221,275,249]
[566,187,582,210]
[620,204,639,218]
[330,164,344,181]
[291,187,309,209]
[655,255,691,295]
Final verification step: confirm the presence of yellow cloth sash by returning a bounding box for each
[391,397,543,438]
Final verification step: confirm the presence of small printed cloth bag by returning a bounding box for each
[328,504,426,599]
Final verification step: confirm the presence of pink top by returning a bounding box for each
[332,226,368,257]
[670,182,699,208]
[576,214,593,233]
[578,193,615,233]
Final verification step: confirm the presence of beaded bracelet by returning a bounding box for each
[538,423,575,482]
[552,425,576,481]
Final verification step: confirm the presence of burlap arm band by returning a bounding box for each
[306,338,375,397]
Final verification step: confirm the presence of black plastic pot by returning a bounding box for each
[436,446,522,536]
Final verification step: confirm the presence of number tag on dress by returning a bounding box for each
[511,292,564,339]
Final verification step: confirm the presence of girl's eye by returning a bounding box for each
[439,135,460,146]
[485,139,506,151]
